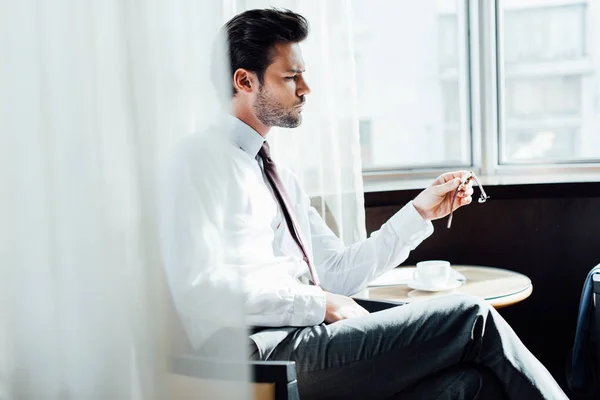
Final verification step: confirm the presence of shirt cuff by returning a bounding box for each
[387,200,434,249]
[291,284,326,326]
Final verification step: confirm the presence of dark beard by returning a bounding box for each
[253,87,302,128]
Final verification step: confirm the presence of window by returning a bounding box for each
[499,0,600,164]
[352,0,471,170]
[503,77,581,160]
[353,0,600,177]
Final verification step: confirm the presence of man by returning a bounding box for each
[161,8,568,400]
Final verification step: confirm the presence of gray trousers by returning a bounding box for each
[249,294,568,400]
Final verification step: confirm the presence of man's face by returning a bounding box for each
[253,42,310,128]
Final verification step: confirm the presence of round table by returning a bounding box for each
[361,265,532,309]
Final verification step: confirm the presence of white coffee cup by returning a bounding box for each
[413,260,451,288]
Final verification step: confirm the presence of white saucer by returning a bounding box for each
[407,279,462,292]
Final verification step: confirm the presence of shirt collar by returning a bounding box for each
[226,115,265,159]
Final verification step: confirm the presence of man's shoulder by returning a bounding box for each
[159,129,242,191]
[171,128,240,165]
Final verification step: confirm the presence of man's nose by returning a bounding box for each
[297,77,311,96]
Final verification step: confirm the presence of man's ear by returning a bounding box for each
[233,68,257,94]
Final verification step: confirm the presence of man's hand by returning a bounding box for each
[324,292,369,323]
[412,171,474,221]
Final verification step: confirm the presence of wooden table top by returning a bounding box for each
[360,265,532,309]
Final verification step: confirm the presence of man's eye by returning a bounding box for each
[285,76,297,81]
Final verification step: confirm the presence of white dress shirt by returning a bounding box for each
[159,116,433,345]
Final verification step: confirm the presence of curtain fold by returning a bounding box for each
[0,0,364,397]
[0,0,248,398]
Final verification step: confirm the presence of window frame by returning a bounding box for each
[362,0,600,183]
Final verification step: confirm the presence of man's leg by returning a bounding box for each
[352,299,508,399]
[255,294,567,400]
[396,364,506,400]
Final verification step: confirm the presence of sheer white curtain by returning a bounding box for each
[0,0,248,399]
[232,0,367,245]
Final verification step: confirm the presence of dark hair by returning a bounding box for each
[222,8,309,96]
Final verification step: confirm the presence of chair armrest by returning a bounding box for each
[252,360,297,384]
[252,360,299,400]
[170,355,299,400]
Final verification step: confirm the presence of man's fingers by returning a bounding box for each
[334,312,348,321]
[347,304,370,318]
[458,186,474,197]
[435,170,471,185]
[432,177,461,195]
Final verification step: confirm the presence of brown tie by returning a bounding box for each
[258,141,321,287]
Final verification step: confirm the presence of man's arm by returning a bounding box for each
[309,200,432,296]
[310,171,474,296]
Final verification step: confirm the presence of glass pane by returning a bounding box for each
[499,0,600,163]
[351,0,471,170]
